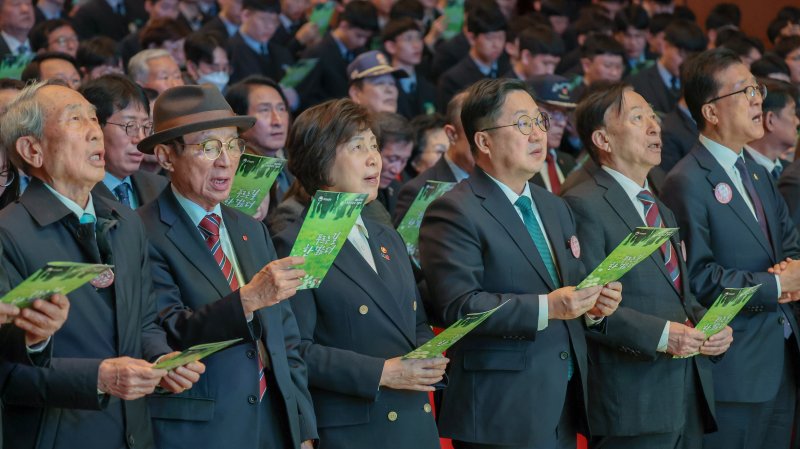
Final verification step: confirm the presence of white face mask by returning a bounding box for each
[197,71,229,92]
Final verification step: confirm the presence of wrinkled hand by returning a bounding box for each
[587,282,622,318]
[17,294,70,346]
[241,256,306,315]
[97,357,167,400]
[700,326,732,356]
[379,356,448,392]
[156,352,206,394]
[777,259,800,292]
[667,322,706,357]
[0,303,20,325]
[548,285,602,320]
[295,22,321,46]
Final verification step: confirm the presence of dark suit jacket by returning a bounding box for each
[137,187,317,448]
[563,169,717,436]
[661,143,800,403]
[530,149,577,193]
[431,33,469,81]
[418,168,590,446]
[296,34,358,111]
[437,55,510,112]
[199,16,235,45]
[660,106,698,174]
[0,179,172,449]
[273,215,440,449]
[392,156,457,226]
[397,74,436,119]
[779,158,800,233]
[272,18,307,59]
[627,64,678,114]
[375,179,401,219]
[228,33,295,85]
[92,170,168,210]
[561,156,665,197]
[71,0,148,40]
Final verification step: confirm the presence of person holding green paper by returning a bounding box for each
[274,97,447,449]
[564,83,732,449]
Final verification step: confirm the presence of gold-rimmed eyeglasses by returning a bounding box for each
[175,137,247,161]
[480,112,551,135]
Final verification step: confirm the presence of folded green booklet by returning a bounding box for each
[309,2,336,36]
[442,0,465,40]
[0,262,113,308]
[0,53,33,80]
[290,191,368,289]
[280,58,319,88]
[403,300,510,359]
[223,154,286,215]
[396,180,456,267]
[153,338,243,370]
[577,227,678,289]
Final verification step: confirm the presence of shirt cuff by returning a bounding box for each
[246,312,254,323]
[26,336,50,353]
[776,274,782,298]
[537,295,549,331]
[584,314,604,327]
[657,322,670,353]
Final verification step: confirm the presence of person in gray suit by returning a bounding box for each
[563,83,732,449]
[418,78,623,449]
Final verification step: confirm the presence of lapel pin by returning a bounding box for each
[714,182,732,204]
[380,246,390,261]
[90,268,115,289]
[753,173,759,181]
[569,235,580,258]
[242,235,248,241]
[680,240,687,262]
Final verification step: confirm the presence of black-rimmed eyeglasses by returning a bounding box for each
[479,112,551,135]
[705,84,767,104]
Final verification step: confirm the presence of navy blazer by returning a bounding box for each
[228,33,295,85]
[273,214,440,449]
[138,187,317,449]
[627,64,679,114]
[71,0,148,40]
[436,55,510,112]
[92,170,168,210]
[418,168,590,446]
[661,143,800,403]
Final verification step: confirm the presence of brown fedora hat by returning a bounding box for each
[138,84,256,154]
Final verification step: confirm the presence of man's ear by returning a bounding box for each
[591,129,610,154]
[348,84,361,103]
[444,124,457,144]
[154,144,175,172]
[15,136,44,169]
[701,103,718,128]
[763,110,776,133]
[474,130,491,157]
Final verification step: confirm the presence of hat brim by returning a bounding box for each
[350,66,408,83]
[137,115,257,154]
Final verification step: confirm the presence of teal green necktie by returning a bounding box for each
[514,196,560,288]
[79,213,96,225]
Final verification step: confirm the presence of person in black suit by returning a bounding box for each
[295,0,379,111]
[564,83,731,449]
[660,48,800,449]
[199,0,242,45]
[0,0,35,61]
[571,34,626,102]
[505,24,565,82]
[659,96,699,174]
[0,81,204,449]
[136,84,317,449]
[384,18,437,119]
[745,78,798,181]
[612,5,653,79]
[227,0,294,85]
[419,78,622,449]
[627,19,706,115]
[71,0,148,40]
[273,97,447,449]
[33,0,66,23]
[271,0,319,58]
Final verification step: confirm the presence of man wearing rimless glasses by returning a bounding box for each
[661,48,800,449]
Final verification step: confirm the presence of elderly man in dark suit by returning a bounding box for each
[419,78,623,449]
[136,84,317,449]
[661,48,800,449]
[564,83,732,449]
[0,81,204,449]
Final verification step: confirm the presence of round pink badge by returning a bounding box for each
[569,235,581,258]
[90,268,115,289]
[714,182,733,204]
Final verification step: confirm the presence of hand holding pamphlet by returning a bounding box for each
[154,338,243,370]
[0,262,113,308]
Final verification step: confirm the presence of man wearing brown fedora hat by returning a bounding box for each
[136,84,317,449]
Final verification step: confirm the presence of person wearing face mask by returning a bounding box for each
[185,32,231,92]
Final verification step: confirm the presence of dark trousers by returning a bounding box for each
[259,368,291,449]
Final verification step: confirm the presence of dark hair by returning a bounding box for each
[466,0,507,35]
[287,98,374,195]
[581,33,625,60]
[184,32,224,65]
[649,13,673,35]
[460,78,529,155]
[140,18,191,49]
[751,53,791,79]
[777,6,800,22]
[705,3,740,31]
[445,90,468,129]
[76,36,121,71]
[79,74,150,125]
[382,17,422,43]
[374,112,413,148]
[768,17,793,45]
[682,48,742,131]
[574,11,614,37]
[339,1,379,33]
[760,78,798,114]
[774,35,800,59]
[518,24,565,57]
[719,35,764,61]
[29,19,74,52]
[242,0,281,14]
[21,52,79,83]
[409,113,447,169]
[225,75,289,116]
[575,82,630,164]
[389,0,424,21]
[507,14,549,43]
[673,5,696,22]
[664,19,707,53]
[540,0,568,17]
[614,6,649,33]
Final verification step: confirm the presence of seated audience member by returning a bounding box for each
[717,32,764,68]
[571,34,625,101]
[613,5,652,77]
[272,0,321,58]
[540,0,570,37]
[200,0,244,44]
[118,0,181,66]
[554,10,614,76]
[507,24,565,81]
[0,80,203,449]
[659,89,699,174]
[128,49,185,94]
[779,158,800,234]
[273,98,447,449]
[0,0,35,61]
[768,11,800,46]
[746,79,799,180]
[429,0,478,80]
[71,0,148,41]
[138,18,192,68]
[135,84,317,449]
[228,0,294,85]
[383,17,436,119]
[348,50,406,115]
[76,36,124,82]
[704,2,740,49]
[750,52,792,83]
[185,33,231,92]
[374,111,413,217]
[404,113,448,181]
[29,19,78,57]
[267,179,310,234]
[529,74,577,194]
[80,74,168,209]
[644,12,672,59]
[21,51,81,90]
[774,35,800,84]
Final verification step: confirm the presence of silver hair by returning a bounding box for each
[128,49,173,84]
[0,80,51,172]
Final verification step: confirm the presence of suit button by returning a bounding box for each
[127,434,135,447]
[387,411,398,421]
[413,300,417,311]
[780,316,787,325]
[559,351,569,360]
[423,403,432,413]
[246,350,256,359]
[359,305,369,315]
[247,395,257,404]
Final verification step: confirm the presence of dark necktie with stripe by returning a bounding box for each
[545,150,561,195]
[637,190,682,293]
[734,157,771,247]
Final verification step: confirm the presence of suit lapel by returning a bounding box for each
[748,161,780,260]
[433,156,457,183]
[222,206,262,281]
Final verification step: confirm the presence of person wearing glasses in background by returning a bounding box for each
[135,84,317,449]
[418,78,622,449]
[660,48,800,449]
[79,74,168,210]
[29,19,79,57]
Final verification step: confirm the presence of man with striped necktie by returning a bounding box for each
[563,83,731,449]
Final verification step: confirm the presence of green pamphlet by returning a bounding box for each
[280,58,319,88]
[577,227,678,289]
[153,338,243,370]
[396,180,456,267]
[442,0,465,40]
[309,2,336,36]
[0,53,33,80]
[0,262,113,308]
[404,300,510,359]
[223,154,285,215]
[289,191,368,289]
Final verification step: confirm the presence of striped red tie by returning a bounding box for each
[545,150,562,195]
[198,214,267,401]
[636,190,682,293]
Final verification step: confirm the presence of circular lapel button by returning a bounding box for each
[388,411,398,421]
[359,305,369,315]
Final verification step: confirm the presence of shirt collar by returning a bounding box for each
[484,171,532,206]
[240,30,268,54]
[171,184,223,228]
[220,16,239,36]
[105,0,122,9]
[656,61,676,89]
[352,214,369,239]
[43,183,97,222]
[700,134,743,170]
[102,172,132,192]
[443,153,469,182]
[332,35,349,59]
[470,56,497,76]
[745,146,779,172]
[279,14,296,31]
[1,31,30,54]
[601,165,651,199]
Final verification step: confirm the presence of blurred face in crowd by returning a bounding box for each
[0,0,35,38]
[379,138,412,187]
[155,38,186,68]
[218,0,244,24]
[581,54,624,84]
[785,47,800,84]
[539,102,570,150]
[40,58,81,90]
[326,127,381,202]
[385,29,423,67]
[281,0,309,21]
[598,90,661,179]
[339,23,373,50]
[241,84,289,155]
[146,0,180,20]
[188,47,230,89]
[548,15,569,36]
[765,99,800,151]
[144,55,184,94]
[371,0,393,16]
[660,41,688,77]
[469,30,506,66]
[242,8,280,42]
[520,51,560,77]
[412,127,448,173]
[102,102,150,179]
[703,63,765,147]
[616,26,647,61]
[47,25,79,57]
[349,75,399,114]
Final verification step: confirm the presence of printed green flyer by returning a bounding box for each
[309,2,336,36]
[404,300,510,359]
[442,0,465,40]
[577,227,678,289]
[280,59,319,88]
[0,262,113,308]
[290,191,368,289]
[396,180,456,267]
[696,285,761,337]
[153,338,243,370]
[223,154,285,215]
[0,54,33,80]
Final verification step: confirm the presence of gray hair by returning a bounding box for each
[128,49,172,84]
[0,80,51,172]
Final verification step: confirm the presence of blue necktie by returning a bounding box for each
[514,196,560,288]
[772,164,783,180]
[113,183,132,208]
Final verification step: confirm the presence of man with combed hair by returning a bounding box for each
[128,48,184,94]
